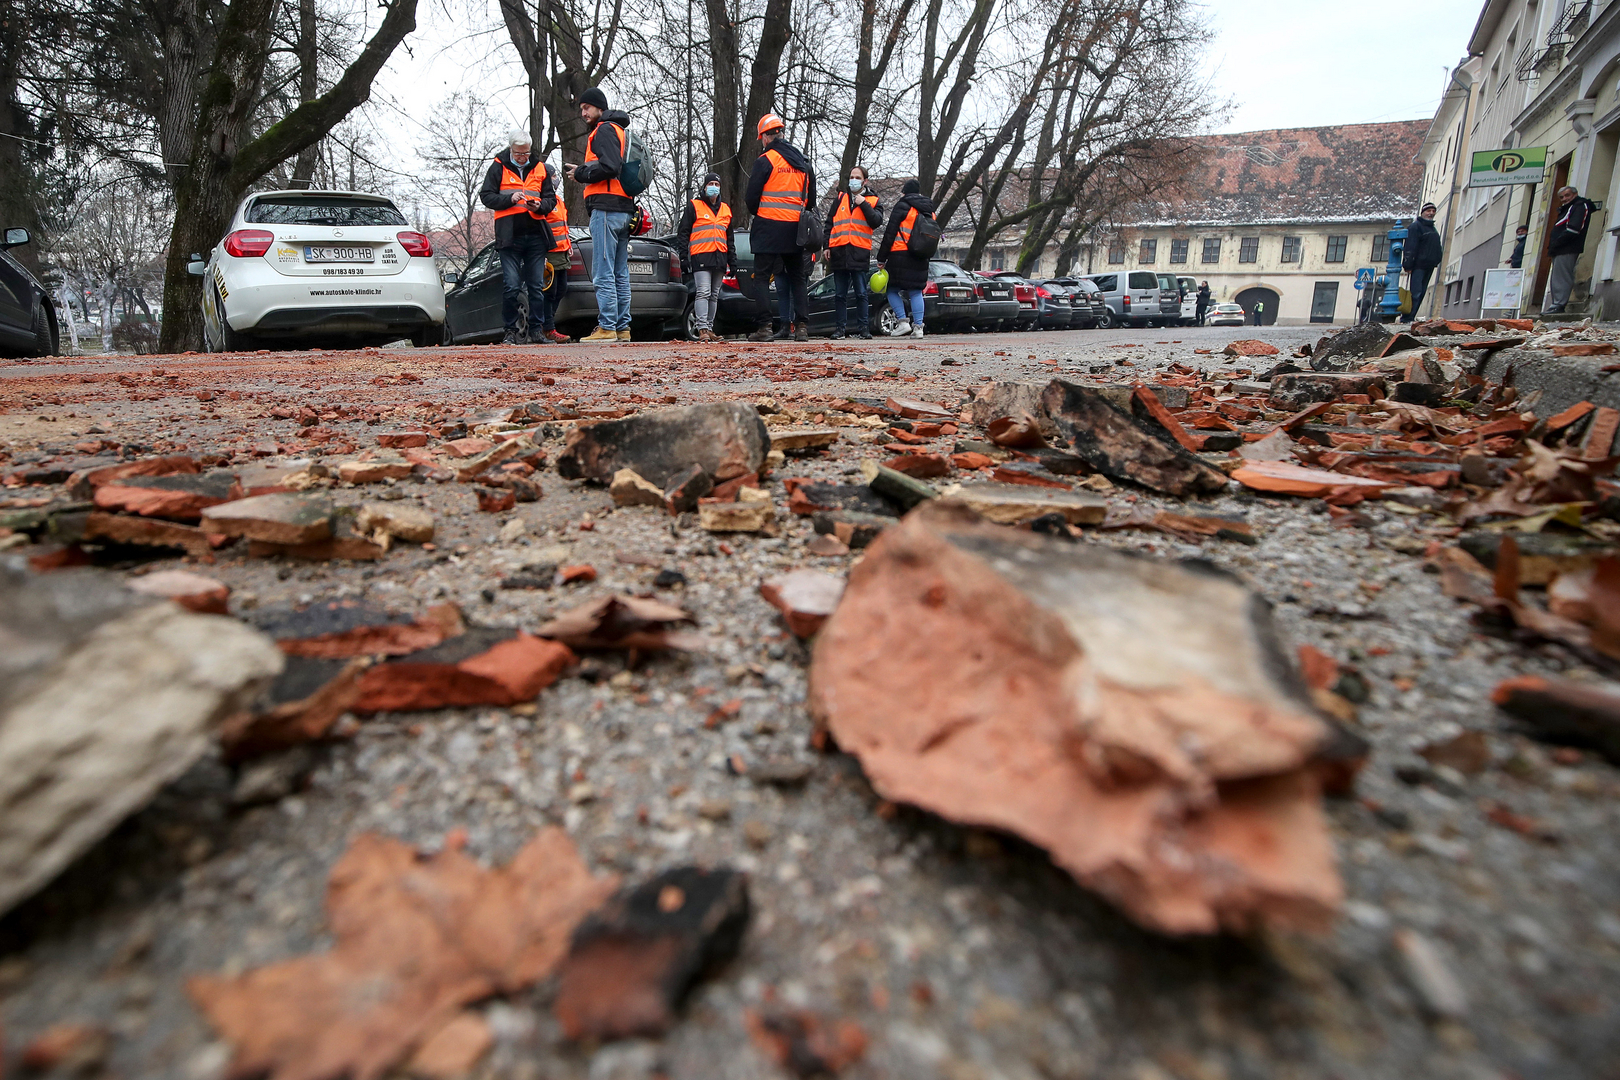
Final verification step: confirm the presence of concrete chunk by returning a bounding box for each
[201,494,333,545]
[557,402,769,487]
[944,482,1109,525]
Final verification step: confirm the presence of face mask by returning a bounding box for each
[848,178,862,192]
[705,185,720,199]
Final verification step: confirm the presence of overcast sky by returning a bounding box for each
[368,0,1491,161]
[1202,0,1484,134]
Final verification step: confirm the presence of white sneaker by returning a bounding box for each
[911,325,925,338]
[889,320,911,337]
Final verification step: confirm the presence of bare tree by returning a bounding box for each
[415,91,500,269]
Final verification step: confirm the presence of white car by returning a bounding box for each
[193,190,445,351]
[1208,302,1246,327]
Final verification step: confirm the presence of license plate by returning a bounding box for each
[628,259,656,278]
[306,245,374,263]
[944,288,968,298]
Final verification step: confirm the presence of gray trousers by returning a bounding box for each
[693,269,723,331]
[1547,252,1578,311]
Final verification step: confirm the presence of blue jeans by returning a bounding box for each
[590,209,632,331]
[887,288,924,325]
[499,233,550,333]
[833,269,869,332]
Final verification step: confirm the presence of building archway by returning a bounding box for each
[1234,286,1280,325]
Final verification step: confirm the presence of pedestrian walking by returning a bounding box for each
[563,87,635,343]
[876,179,935,338]
[1545,185,1595,313]
[1401,202,1443,322]
[744,113,815,342]
[676,171,737,342]
[1251,300,1264,326]
[823,165,883,339]
[478,129,558,345]
[1195,281,1210,325]
[1508,223,1528,269]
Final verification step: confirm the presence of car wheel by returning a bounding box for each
[412,324,441,348]
[683,300,700,341]
[215,285,257,352]
[874,306,898,336]
[441,318,456,346]
[1097,308,1114,329]
[30,301,56,357]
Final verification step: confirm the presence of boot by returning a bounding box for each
[617,329,633,342]
[889,320,911,337]
[747,325,776,342]
[911,324,925,338]
[793,322,809,342]
[858,329,873,340]
[581,326,617,343]
[770,322,792,340]
[831,327,846,340]
[501,329,523,345]
[545,329,570,344]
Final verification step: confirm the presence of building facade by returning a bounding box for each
[1423,0,1620,319]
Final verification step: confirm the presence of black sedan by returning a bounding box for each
[804,272,912,337]
[967,273,1020,331]
[923,261,980,332]
[1049,277,1107,328]
[0,229,58,357]
[443,232,687,343]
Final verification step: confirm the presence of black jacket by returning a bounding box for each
[822,188,884,271]
[676,195,738,272]
[1403,215,1443,268]
[478,151,556,248]
[877,193,936,291]
[744,138,815,254]
[572,110,635,214]
[1196,284,1210,308]
[1549,196,1595,258]
[1509,234,1527,268]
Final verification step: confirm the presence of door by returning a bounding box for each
[1234,286,1280,325]
[1532,159,1568,310]
[449,244,502,340]
[1310,281,1339,322]
[0,252,32,341]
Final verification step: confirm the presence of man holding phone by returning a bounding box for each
[479,129,558,344]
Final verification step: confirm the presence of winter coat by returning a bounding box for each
[822,188,884,271]
[1195,284,1210,309]
[876,193,935,291]
[478,150,556,248]
[676,195,738,273]
[572,110,636,214]
[1509,234,1527,268]
[1549,197,1596,258]
[744,138,815,254]
[1403,215,1443,268]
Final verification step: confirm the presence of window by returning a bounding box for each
[1170,238,1188,263]
[1108,244,1125,264]
[1465,275,1474,301]
[1280,236,1301,263]
[1139,239,1157,264]
[1325,235,1348,263]
[1201,238,1221,263]
[1239,236,1259,263]
[1128,271,1160,290]
[1371,232,1389,263]
[1090,274,1117,291]
[246,195,407,226]
[989,249,1005,270]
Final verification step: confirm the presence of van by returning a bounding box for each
[1086,270,1162,328]
[1177,276,1199,325]
[1155,273,1182,323]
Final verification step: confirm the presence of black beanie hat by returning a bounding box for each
[902,178,921,195]
[703,171,722,187]
[579,87,609,111]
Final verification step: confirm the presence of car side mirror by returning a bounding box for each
[441,270,459,285]
[2,227,29,248]
[187,258,207,275]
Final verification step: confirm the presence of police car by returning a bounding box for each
[192,190,445,351]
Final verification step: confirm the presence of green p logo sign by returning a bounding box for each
[1493,152,1526,174]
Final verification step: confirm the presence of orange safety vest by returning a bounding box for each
[892,206,920,253]
[584,122,629,201]
[493,158,550,220]
[757,149,806,221]
[830,192,877,249]
[689,199,731,254]
[545,191,571,252]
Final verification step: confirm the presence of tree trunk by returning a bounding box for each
[703,0,743,213]
[837,0,915,202]
[0,0,42,273]
[158,0,419,352]
[290,0,319,187]
[733,0,792,225]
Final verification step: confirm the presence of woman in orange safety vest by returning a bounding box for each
[676,170,737,342]
[876,178,935,338]
[822,165,883,339]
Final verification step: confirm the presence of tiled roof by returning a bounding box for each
[1132,121,1430,227]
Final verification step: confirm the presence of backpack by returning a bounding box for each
[619,122,653,197]
[908,207,942,257]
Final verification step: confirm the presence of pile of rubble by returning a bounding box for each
[2,318,1619,1077]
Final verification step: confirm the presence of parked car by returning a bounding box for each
[967,273,1020,331]
[0,229,58,356]
[981,272,1039,331]
[997,273,1073,329]
[1176,275,1199,325]
[805,272,905,337]
[445,231,687,343]
[1208,302,1246,327]
[1084,270,1162,328]
[193,190,444,351]
[921,261,981,332]
[1154,273,1182,325]
[1051,277,1107,328]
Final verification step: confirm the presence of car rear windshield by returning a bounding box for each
[1128,272,1159,290]
[245,196,407,226]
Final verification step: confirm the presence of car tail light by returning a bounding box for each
[973,284,984,297]
[922,282,938,296]
[722,273,740,289]
[222,229,274,258]
[396,231,432,257]
[568,247,587,278]
[1035,286,1052,299]
[1122,294,1131,308]
[668,249,681,281]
